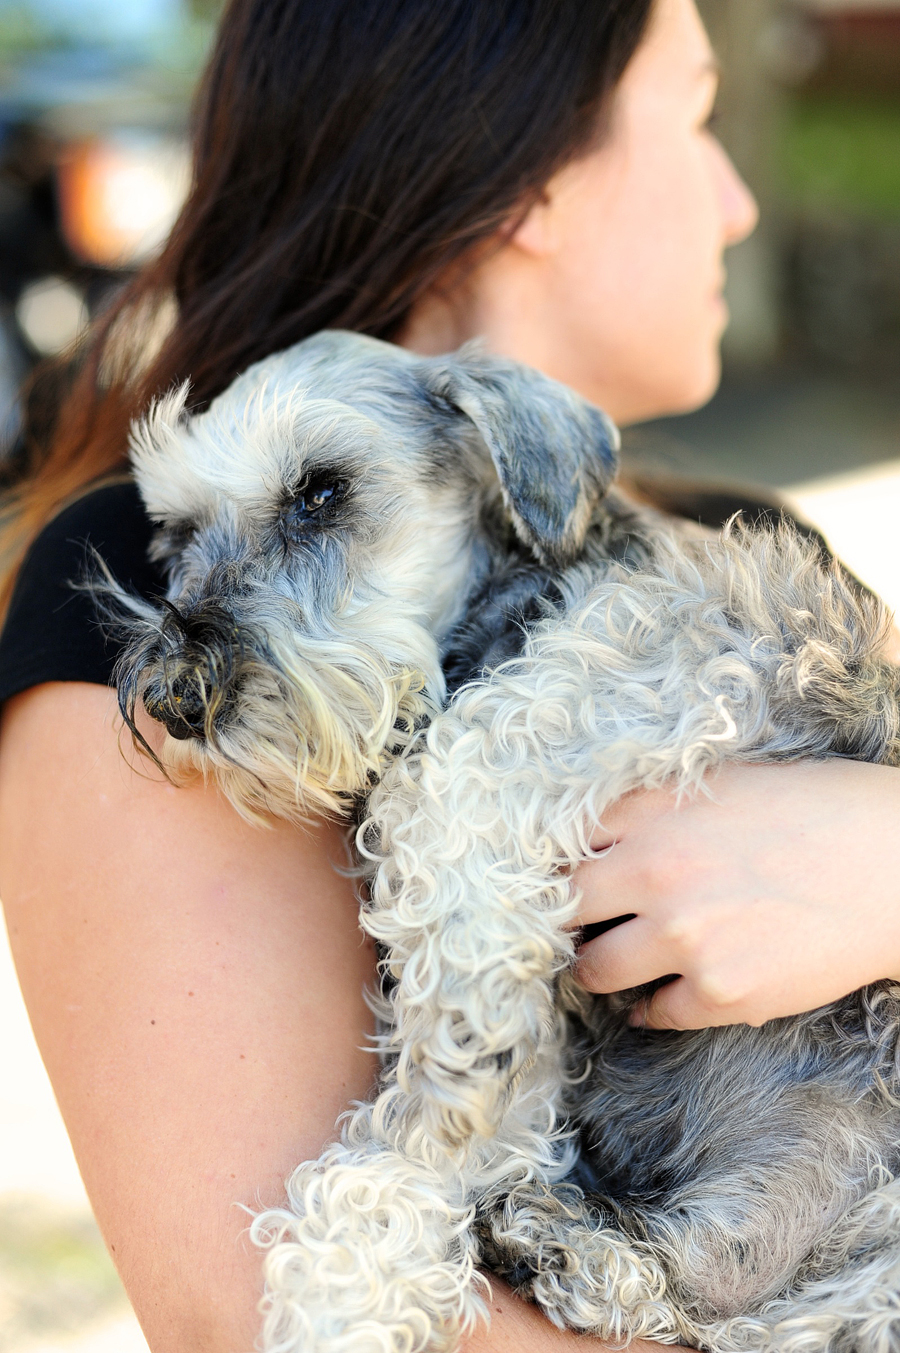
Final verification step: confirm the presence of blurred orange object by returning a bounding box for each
[57,132,190,270]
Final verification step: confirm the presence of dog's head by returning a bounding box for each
[110,331,618,821]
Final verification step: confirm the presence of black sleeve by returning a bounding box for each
[0,481,167,705]
[624,472,832,549]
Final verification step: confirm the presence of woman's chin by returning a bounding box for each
[613,353,723,427]
[674,354,723,416]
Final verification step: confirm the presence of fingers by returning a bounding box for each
[577,918,765,1029]
[574,838,648,925]
[629,975,756,1031]
[575,916,678,994]
[587,786,680,850]
[575,911,758,1029]
[578,786,693,924]
[575,782,764,1025]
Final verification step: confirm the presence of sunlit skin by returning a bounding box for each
[578,761,900,1030]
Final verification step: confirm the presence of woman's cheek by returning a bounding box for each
[649,239,723,389]
[552,132,728,419]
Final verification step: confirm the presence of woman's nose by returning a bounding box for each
[714,140,760,248]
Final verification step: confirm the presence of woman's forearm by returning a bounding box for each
[464,1282,690,1353]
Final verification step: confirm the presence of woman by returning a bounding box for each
[2,1,900,1351]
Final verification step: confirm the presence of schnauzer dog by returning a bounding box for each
[107,331,900,1353]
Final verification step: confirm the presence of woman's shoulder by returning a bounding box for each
[0,479,166,705]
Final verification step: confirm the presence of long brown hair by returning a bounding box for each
[2,0,654,610]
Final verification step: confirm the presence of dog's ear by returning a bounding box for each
[423,344,620,566]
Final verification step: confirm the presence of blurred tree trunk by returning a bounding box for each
[698,0,784,367]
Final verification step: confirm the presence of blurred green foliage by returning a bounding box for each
[186,0,224,16]
[0,1,222,80]
[0,2,64,53]
[0,0,225,60]
[781,94,900,220]
[0,1197,128,1351]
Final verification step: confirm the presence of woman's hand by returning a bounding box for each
[573,759,900,1030]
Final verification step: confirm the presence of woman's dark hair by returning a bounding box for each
[2,0,654,605]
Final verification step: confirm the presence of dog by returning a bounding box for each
[108,329,630,820]
[105,331,900,1353]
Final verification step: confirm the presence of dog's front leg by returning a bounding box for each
[475,1178,684,1347]
[252,1099,488,1353]
[362,689,582,1151]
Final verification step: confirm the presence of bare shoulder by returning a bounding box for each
[0,681,376,1352]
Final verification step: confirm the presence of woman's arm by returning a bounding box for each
[0,682,678,1353]
[0,682,377,1351]
[573,760,900,1029]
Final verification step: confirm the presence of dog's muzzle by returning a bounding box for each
[141,601,243,742]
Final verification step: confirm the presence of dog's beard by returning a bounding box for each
[157,628,441,823]
[101,577,444,823]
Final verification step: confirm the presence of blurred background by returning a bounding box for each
[0,0,898,1349]
[637,0,900,614]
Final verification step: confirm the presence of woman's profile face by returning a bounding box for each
[533,0,759,423]
[405,0,758,426]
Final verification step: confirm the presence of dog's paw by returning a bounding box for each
[251,1142,486,1353]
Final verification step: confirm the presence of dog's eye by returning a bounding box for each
[284,475,348,534]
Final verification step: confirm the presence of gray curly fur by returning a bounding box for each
[306,522,900,1353]
[104,331,900,1353]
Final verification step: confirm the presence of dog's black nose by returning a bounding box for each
[142,599,243,741]
[144,674,209,741]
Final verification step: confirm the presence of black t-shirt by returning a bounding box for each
[0,481,166,705]
[0,476,809,707]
